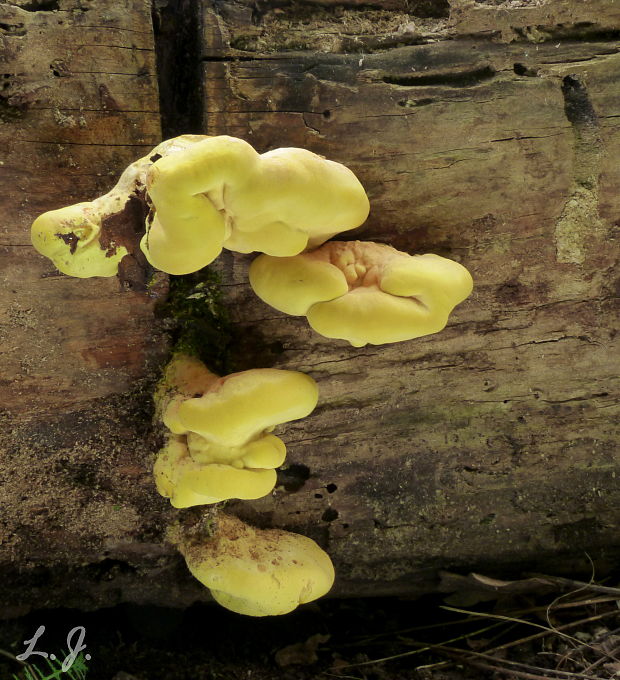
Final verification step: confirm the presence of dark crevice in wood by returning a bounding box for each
[0,21,26,35]
[383,65,496,88]
[560,73,602,184]
[277,464,311,493]
[6,0,60,10]
[561,75,599,129]
[513,62,538,77]
[152,0,203,136]
[322,507,339,522]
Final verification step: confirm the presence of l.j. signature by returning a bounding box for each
[16,625,91,674]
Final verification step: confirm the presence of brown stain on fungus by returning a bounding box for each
[100,193,153,290]
[100,194,149,258]
[56,231,79,254]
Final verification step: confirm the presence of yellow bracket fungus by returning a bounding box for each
[31,202,128,278]
[249,240,474,347]
[31,135,369,277]
[142,136,369,274]
[153,354,318,507]
[154,435,280,506]
[30,135,204,278]
[177,513,335,616]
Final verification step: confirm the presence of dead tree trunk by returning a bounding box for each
[1,0,619,616]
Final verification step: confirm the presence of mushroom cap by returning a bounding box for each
[239,434,287,469]
[248,254,349,316]
[152,356,316,507]
[155,354,219,434]
[187,432,287,469]
[141,136,369,274]
[176,368,319,447]
[139,210,226,277]
[307,286,448,347]
[153,357,318,507]
[249,241,473,347]
[30,203,127,278]
[154,436,277,507]
[181,514,335,616]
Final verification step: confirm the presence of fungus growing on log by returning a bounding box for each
[153,354,318,506]
[30,202,129,278]
[249,241,474,347]
[31,135,369,277]
[154,435,281,507]
[141,135,369,274]
[30,135,204,277]
[176,513,335,616]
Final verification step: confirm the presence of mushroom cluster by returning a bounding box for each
[30,135,204,278]
[142,136,370,274]
[176,513,335,617]
[31,134,370,277]
[154,354,318,507]
[30,134,475,616]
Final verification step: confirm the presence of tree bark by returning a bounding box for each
[0,0,173,617]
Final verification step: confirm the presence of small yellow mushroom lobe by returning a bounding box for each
[178,514,335,616]
[31,203,127,278]
[153,436,277,508]
[176,368,319,446]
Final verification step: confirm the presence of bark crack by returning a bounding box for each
[152,0,203,136]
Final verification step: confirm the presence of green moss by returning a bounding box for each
[156,268,233,375]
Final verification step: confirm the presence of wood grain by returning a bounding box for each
[0,0,172,617]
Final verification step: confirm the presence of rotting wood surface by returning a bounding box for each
[0,0,619,616]
[0,0,173,617]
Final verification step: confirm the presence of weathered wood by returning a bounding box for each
[201,0,620,595]
[0,0,174,617]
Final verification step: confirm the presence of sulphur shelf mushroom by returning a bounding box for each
[31,135,369,277]
[153,354,318,507]
[249,240,474,347]
[176,513,335,616]
[30,135,204,278]
[154,435,284,506]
